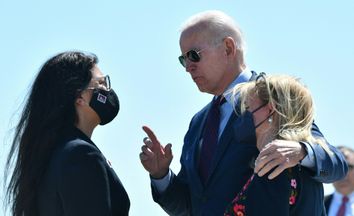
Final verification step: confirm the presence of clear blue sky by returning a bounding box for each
[1,1,353,215]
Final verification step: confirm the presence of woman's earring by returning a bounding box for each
[268,116,273,124]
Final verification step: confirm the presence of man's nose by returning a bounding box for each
[185,60,195,73]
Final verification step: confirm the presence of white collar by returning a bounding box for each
[220,69,252,105]
[333,191,354,203]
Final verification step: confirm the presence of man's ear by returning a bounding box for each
[224,37,236,56]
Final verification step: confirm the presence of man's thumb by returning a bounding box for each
[165,143,173,159]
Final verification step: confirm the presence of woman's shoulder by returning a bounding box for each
[40,134,104,188]
[52,133,103,169]
[62,138,99,153]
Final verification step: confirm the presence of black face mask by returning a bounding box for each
[234,103,272,142]
[89,88,120,125]
[250,103,273,129]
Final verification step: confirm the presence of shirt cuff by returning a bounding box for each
[300,142,315,169]
[151,169,172,194]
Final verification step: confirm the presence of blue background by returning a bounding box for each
[1,1,353,215]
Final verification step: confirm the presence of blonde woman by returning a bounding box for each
[225,73,335,216]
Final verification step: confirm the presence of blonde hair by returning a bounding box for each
[232,73,331,153]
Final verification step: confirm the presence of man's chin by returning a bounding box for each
[334,182,351,191]
[196,86,206,93]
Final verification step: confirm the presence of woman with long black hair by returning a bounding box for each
[5,51,130,216]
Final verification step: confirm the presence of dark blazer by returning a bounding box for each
[324,194,334,214]
[37,127,130,216]
[151,72,347,216]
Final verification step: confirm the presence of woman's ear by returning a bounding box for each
[267,102,275,114]
[76,98,83,106]
[75,93,87,106]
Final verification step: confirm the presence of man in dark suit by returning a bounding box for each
[139,10,348,215]
[325,146,354,216]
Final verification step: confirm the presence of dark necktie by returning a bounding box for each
[336,196,349,216]
[198,95,225,184]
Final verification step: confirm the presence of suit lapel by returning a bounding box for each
[189,102,212,190]
[206,112,237,185]
[204,71,258,186]
[324,194,333,213]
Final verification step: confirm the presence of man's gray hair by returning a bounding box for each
[180,10,246,53]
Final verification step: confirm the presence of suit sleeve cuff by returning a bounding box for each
[300,142,315,169]
[150,169,172,194]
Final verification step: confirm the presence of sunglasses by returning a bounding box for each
[86,75,111,91]
[178,48,206,67]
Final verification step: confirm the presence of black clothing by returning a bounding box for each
[37,127,130,216]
